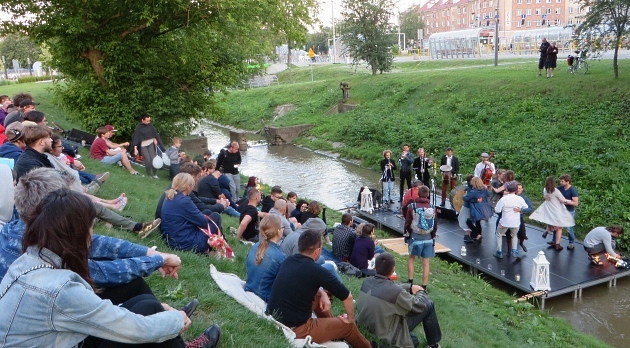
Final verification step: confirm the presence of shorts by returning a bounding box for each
[100,152,123,165]
[538,57,546,70]
[408,239,435,258]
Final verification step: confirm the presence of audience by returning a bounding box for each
[299,200,321,224]
[90,125,139,175]
[236,189,267,242]
[244,215,286,302]
[349,223,377,277]
[261,185,283,213]
[268,199,293,237]
[331,213,356,262]
[0,121,26,162]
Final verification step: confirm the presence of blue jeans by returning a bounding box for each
[223,206,240,217]
[567,210,576,243]
[100,152,123,165]
[317,256,342,282]
[382,180,394,202]
[79,171,97,185]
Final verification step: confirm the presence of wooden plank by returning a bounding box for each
[380,237,451,256]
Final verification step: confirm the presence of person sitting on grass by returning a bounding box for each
[266,229,373,348]
[236,189,267,243]
[245,215,286,302]
[349,223,377,277]
[90,125,140,175]
[268,199,293,237]
[0,188,221,348]
[583,226,625,265]
[242,176,259,199]
[404,186,438,293]
[0,121,26,162]
[160,173,222,254]
[357,253,442,348]
[331,213,356,262]
[290,199,309,222]
[299,200,321,225]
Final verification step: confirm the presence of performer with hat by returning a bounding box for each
[439,147,459,207]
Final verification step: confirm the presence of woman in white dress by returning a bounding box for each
[529,176,575,251]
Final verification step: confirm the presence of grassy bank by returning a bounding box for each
[1,81,612,347]
[214,59,630,247]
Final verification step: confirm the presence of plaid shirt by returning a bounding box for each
[332,224,357,260]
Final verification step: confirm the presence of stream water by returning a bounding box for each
[198,123,628,348]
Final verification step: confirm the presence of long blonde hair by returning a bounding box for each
[165,173,194,200]
[470,177,485,190]
[255,215,282,265]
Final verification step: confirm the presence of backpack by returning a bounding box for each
[410,202,435,235]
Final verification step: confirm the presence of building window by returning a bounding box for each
[517,0,522,3]
[526,9,532,15]
[527,0,532,3]
[516,21,521,27]
[527,20,532,27]
[517,9,522,15]
[546,0,551,3]
[555,18,560,25]
[536,0,541,3]
[555,8,561,14]
[568,7,573,13]
[556,0,561,2]
[535,20,541,26]
[536,9,540,15]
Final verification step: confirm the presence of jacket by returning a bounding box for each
[14,147,53,180]
[0,247,183,347]
[244,240,285,302]
[160,191,210,253]
[464,188,492,222]
[0,219,164,287]
[0,142,22,162]
[357,274,429,348]
[131,123,164,155]
[281,218,327,256]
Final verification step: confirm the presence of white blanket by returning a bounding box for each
[209,264,348,348]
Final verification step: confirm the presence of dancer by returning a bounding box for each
[557,174,579,250]
[398,144,414,202]
[463,177,492,242]
[439,147,459,207]
[380,149,396,205]
[516,183,534,252]
[529,176,575,251]
[459,175,474,243]
[493,181,528,259]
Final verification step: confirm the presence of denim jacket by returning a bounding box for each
[244,240,286,302]
[0,219,164,287]
[0,247,183,347]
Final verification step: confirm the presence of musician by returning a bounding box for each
[439,147,459,207]
[473,152,495,186]
[398,144,414,202]
[380,150,397,205]
[413,148,432,188]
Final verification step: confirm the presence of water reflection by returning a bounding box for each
[198,123,629,347]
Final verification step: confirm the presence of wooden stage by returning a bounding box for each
[353,200,630,309]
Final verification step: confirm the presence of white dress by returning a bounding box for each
[529,188,575,228]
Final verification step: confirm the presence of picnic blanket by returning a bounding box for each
[209,264,348,348]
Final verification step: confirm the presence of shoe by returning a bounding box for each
[116,193,127,212]
[520,241,528,252]
[180,299,199,318]
[426,344,441,348]
[551,75,554,77]
[440,201,445,207]
[555,244,563,251]
[493,250,503,259]
[588,254,603,266]
[537,73,542,77]
[547,241,555,246]
[131,171,141,176]
[186,324,220,348]
[512,249,518,258]
[506,250,511,257]
[542,231,548,239]
[546,75,550,78]
[85,181,100,196]
[95,172,109,185]
[138,218,161,239]
[464,235,474,243]
[152,175,159,179]
[567,243,575,250]
[117,161,123,167]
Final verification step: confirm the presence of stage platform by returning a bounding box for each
[354,206,630,309]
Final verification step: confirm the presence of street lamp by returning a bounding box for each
[1,56,6,79]
[27,57,32,76]
[494,5,499,66]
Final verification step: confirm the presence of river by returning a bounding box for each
[198,123,628,348]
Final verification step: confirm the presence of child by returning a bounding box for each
[165,137,182,180]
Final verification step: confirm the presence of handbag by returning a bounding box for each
[152,145,164,169]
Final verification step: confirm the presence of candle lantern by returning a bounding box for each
[530,251,551,291]
[360,186,373,214]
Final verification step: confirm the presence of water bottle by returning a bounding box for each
[460,246,467,256]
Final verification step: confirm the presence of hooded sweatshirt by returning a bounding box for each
[281,217,326,256]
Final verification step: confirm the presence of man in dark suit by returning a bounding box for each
[439,147,459,207]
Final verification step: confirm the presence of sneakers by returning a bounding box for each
[426,344,441,348]
[567,243,575,250]
[85,181,100,196]
[464,235,474,243]
[512,249,518,258]
[152,175,159,180]
[186,324,221,348]
[493,250,503,259]
[588,254,603,266]
[131,171,141,176]
[554,244,564,251]
[95,172,110,185]
[117,160,123,167]
[542,231,548,239]
[138,218,161,239]
[180,299,199,318]
[537,73,542,77]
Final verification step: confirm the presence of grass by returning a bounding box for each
[1,79,613,347]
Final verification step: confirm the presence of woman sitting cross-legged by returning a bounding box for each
[349,222,377,277]
[160,173,222,254]
[0,189,220,348]
[244,215,286,302]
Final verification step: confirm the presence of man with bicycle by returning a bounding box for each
[538,38,550,77]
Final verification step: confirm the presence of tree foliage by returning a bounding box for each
[577,0,630,78]
[0,33,42,70]
[341,0,396,75]
[307,27,331,55]
[399,4,423,46]
[0,0,316,138]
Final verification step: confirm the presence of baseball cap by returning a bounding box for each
[481,152,490,158]
[104,125,117,132]
[19,99,40,108]
[5,121,25,142]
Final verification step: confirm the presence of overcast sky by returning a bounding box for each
[317,0,426,27]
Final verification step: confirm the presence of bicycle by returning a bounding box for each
[567,50,589,75]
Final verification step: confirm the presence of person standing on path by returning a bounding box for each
[216,141,242,199]
[546,42,559,78]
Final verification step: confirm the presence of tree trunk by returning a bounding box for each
[613,35,620,78]
[288,42,293,84]
[81,48,107,86]
[371,61,377,75]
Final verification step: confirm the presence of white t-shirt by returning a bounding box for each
[474,161,495,178]
[495,194,528,228]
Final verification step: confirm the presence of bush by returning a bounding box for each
[17,75,50,84]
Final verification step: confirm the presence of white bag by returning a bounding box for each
[152,145,164,169]
[162,152,171,166]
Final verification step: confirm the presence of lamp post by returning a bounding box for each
[1,56,6,79]
[494,5,499,66]
[331,0,336,64]
[27,57,32,76]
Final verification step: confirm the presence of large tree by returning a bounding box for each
[399,4,423,47]
[0,0,315,137]
[341,0,396,75]
[0,33,42,70]
[577,0,630,78]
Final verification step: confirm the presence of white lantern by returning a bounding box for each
[360,186,373,214]
[530,251,551,291]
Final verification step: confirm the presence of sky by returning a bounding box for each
[316,0,428,27]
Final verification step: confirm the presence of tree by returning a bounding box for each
[399,4,423,48]
[0,0,316,138]
[0,33,42,70]
[577,0,630,78]
[341,0,396,75]
[307,27,331,55]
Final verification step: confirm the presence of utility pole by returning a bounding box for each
[494,3,499,66]
[332,0,336,63]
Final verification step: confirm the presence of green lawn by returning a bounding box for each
[1,76,613,347]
